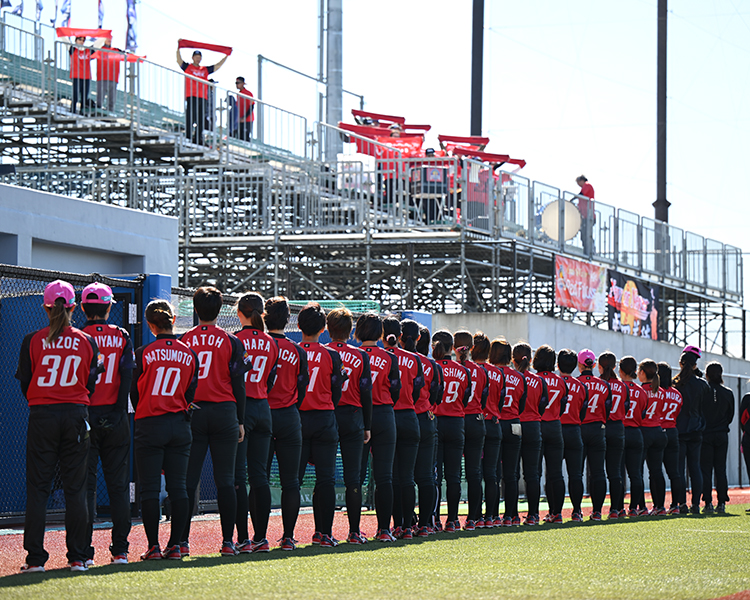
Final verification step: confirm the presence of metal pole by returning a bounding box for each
[470,0,484,136]
[318,0,325,126]
[653,0,670,222]
[257,54,264,144]
[325,0,343,160]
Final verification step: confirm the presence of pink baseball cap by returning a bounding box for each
[682,345,701,358]
[577,348,596,364]
[81,282,115,304]
[43,280,76,308]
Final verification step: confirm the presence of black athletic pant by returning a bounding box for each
[185,96,207,145]
[482,418,501,521]
[701,431,729,505]
[743,433,750,486]
[436,415,465,522]
[25,404,90,567]
[540,420,565,516]
[498,419,522,518]
[641,426,667,509]
[415,411,437,528]
[370,404,397,531]
[236,398,272,543]
[299,410,339,536]
[134,412,192,550]
[518,420,542,517]
[464,413,486,522]
[86,408,131,560]
[269,406,302,539]
[392,409,420,530]
[677,432,703,507]
[335,404,365,533]
[605,420,625,512]
[71,78,90,114]
[183,401,239,544]
[622,426,645,510]
[562,424,584,513]
[663,428,680,507]
[580,422,607,513]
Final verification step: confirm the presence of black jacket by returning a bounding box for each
[703,383,735,433]
[674,373,710,435]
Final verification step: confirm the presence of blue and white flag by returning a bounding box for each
[49,0,57,25]
[125,0,136,51]
[1,0,13,9]
[10,0,22,15]
[97,0,103,28]
[36,0,42,20]
[60,0,69,27]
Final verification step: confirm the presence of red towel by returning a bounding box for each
[178,38,232,56]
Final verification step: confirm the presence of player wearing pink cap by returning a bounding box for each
[15,280,101,573]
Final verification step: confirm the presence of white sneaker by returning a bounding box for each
[85,559,95,567]
[20,564,45,573]
[68,560,88,572]
[111,553,128,565]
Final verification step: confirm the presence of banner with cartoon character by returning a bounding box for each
[554,256,607,313]
[607,271,659,340]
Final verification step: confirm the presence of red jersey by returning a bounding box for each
[132,335,198,419]
[362,346,400,406]
[387,347,424,410]
[415,354,442,415]
[604,378,629,422]
[267,333,308,410]
[299,342,344,411]
[578,373,612,424]
[641,385,667,427]
[660,386,683,429]
[520,371,546,422]
[238,87,255,122]
[497,365,526,420]
[182,325,247,404]
[623,381,647,427]
[537,371,567,422]
[16,326,99,406]
[463,360,488,415]
[181,62,215,99]
[82,322,136,408]
[578,182,595,218]
[329,341,373,429]
[434,359,471,418]
[94,48,121,82]
[235,327,277,400]
[483,363,505,420]
[70,46,92,79]
[561,374,588,425]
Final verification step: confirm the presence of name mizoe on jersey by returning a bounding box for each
[144,347,194,366]
[184,333,226,348]
[92,334,125,350]
[338,349,362,369]
[41,335,81,351]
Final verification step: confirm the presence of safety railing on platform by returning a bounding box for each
[0,22,45,104]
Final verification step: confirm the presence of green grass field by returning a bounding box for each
[2,507,749,600]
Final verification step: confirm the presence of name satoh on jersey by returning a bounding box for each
[606,379,629,422]
[561,375,587,425]
[268,335,307,410]
[538,372,566,422]
[498,366,525,420]
[26,327,97,406]
[641,385,667,427]
[235,327,278,400]
[137,338,197,418]
[299,342,337,411]
[483,363,505,419]
[415,354,439,414]
[182,325,241,403]
[388,347,422,410]
[579,375,611,424]
[520,371,545,422]
[329,342,368,408]
[661,387,683,428]
[83,323,134,407]
[363,346,399,406]
[623,381,647,427]
[434,359,470,417]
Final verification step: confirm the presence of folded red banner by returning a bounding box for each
[92,51,146,63]
[56,27,112,38]
[178,38,232,56]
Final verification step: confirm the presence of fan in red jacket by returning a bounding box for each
[69,36,92,114]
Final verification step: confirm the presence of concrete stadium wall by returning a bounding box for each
[0,183,178,280]
[434,311,750,490]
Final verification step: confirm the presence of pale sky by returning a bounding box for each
[7,0,750,300]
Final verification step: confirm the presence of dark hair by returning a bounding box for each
[193,286,223,322]
[327,307,353,341]
[532,344,556,372]
[638,359,660,393]
[706,362,723,385]
[432,330,454,361]
[512,342,532,372]
[598,351,617,381]
[400,319,420,352]
[236,76,245,83]
[264,296,290,330]
[471,332,490,362]
[298,302,326,336]
[237,292,265,330]
[489,338,511,366]
[416,325,431,356]
[145,299,174,333]
[81,292,108,319]
[658,362,673,389]
[453,330,473,364]
[674,351,698,386]
[46,299,73,344]
[579,352,595,371]
[619,356,637,379]
[383,317,401,348]
[355,313,383,342]
[557,348,577,374]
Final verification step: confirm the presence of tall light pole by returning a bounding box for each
[654,0,670,223]
[470,0,484,136]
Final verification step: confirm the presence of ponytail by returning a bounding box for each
[46,299,72,344]
[598,351,617,381]
[145,300,175,333]
[673,351,697,387]
[237,292,265,330]
[383,317,401,348]
[400,319,420,352]
[453,330,473,365]
[432,340,448,361]
[512,342,531,373]
[432,330,454,358]
[638,359,660,393]
[619,356,637,379]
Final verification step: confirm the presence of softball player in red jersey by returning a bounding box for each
[81,282,135,565]
[233,292,278,553]
[739,393,750,511]
[357,313,400,541]
[327,308,373,544]
[657,362,683,514]
[131,300,198,561]
[490,338,526,526]
[432,330,471,532]
[181,287,249,556]
[558,349,588,522]
[265,297,308,549]
[577,349,612,521]
[598,352,628,518]
[619,357,647,515]
[638,359,668,514]
[16,280,100,573]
